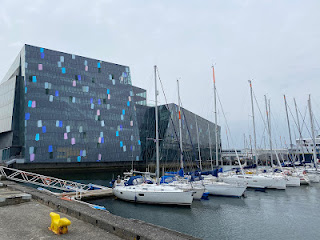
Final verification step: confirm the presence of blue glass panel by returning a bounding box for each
[78,75,81,80]
[55,91,59,97]
[90,98,93,104]
[98,99,101,105]
[80,150,83,156]
[116,131,119,136]
[40,48,44,53]
[48,145,53,152]
[97,62,101,68]
[35,134,40,141]
[41,52,45,58]
[25,113,30,120]
[59,121,63,127]
[120,141,123,147]
[28,101,32,107]
[120,125,123,130]
[32,76,37,82]
[25,87,27,93]
[138,140,141,145]
[107,89,110,94]
[127,101,130,107]
[122,109,125,115]
[42,126,46,133]
[101,137,104,143]
[62,68,66,74]
[77,156,81,162]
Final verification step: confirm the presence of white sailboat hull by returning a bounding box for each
[285,176,300,187]
[168,182,205,200]
[113,184,194,206]
[204,182,246,197]
[307,173,320,183]
[221,175,286,190]
[299,175,310,185]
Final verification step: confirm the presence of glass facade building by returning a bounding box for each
[0,45,141,163]
[0,44,221,166]
[136,103,221,167]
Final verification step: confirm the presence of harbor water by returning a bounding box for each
[48,170,320,240]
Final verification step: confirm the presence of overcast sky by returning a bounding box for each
[1,0,319,149]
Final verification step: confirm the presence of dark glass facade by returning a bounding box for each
[137,103,221,166]
[1,45,141,163]
[0,44,221,166]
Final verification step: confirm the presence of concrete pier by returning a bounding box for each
[1,180,199,240]
[0,200,122,240]
[0,187,31,207]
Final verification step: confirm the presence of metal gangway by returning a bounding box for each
[0,166,92,195]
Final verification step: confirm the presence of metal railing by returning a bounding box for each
[0,166,90,193]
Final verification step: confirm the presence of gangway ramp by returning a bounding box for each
[0,166,97,192]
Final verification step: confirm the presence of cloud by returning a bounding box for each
[0,8,12,29]
[8,41,23,48]
[0,0,319,148]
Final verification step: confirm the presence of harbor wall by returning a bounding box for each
[2,180,199,240]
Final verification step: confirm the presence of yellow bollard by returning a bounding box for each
[49,212,71,235]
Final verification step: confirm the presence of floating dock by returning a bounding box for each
[59,188,113,200]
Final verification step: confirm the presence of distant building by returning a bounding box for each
[0,45,220,167]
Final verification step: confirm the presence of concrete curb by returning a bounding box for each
[2,180,200,240]
[0,192,31,207]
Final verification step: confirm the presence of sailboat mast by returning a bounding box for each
[195,115,202,170]
[154,65,160,184]
[284,95,294,161]
[177,79,183,169]
[213,67,219,166]
[248,80,258,166]
[294,98,305,163]
[208,123,214,170]
[308,95,318,170]
[265,95,273,167]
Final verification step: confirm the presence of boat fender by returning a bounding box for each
[201,192,209,200]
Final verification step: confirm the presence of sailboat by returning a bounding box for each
[303,95,320,183]
[113,66,194,206]
[200,66,247,197]
[162,79,205,200]
[220,81,287,190]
